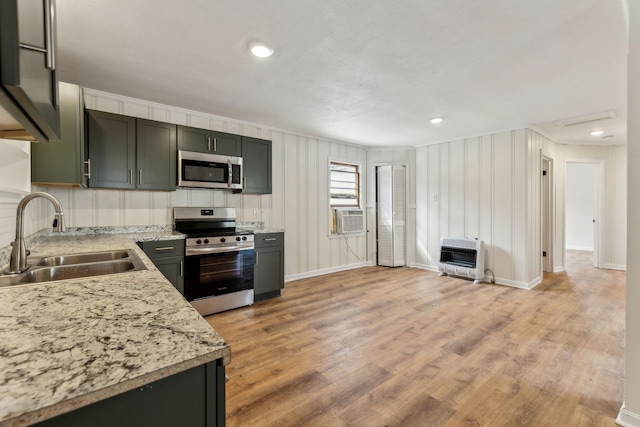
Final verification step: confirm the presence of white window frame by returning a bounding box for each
[329,159,362,208]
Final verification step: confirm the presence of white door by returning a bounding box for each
[376,165,406,267]
[565,161,600,267]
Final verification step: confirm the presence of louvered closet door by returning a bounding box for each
[392,165,406,266]
[376,165,406,267]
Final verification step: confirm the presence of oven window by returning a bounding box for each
[200,252,243,282]
[184,163,226,182]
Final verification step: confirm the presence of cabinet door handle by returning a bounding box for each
[138,169,142,185]
[44,0,56,70]
[154,246,174,252]
[84,159,91,178]
[180,261,183,277]
[129,169,133,185]
[20,0,57,70]
[243,176,247,189]
[264,238,277,242]
[207,137,211,152]
[255,252,259,265]
[213,137,217,152]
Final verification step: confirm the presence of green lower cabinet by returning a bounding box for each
[35,360,225,427]
[137,240,185,294]
[254,233,284,302]
[152,256,184,294]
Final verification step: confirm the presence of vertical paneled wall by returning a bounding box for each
[414,129,542,288]
[0,139,32,246]
[26,88,368,281]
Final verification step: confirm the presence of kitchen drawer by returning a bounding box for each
[139,239,185,259]
[254,233,283,248]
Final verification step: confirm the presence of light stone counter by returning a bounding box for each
[238,224,285,234]
[0,231,230,427]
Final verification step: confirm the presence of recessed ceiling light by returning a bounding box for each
[248,41,274,58]
[430,117,444,124]
[590,130,605,136]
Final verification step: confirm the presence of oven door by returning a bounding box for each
[178,150,243,189]
[184,247,254,301]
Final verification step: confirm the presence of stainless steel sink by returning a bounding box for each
[18,260,138,283]
[0,249,147,287]
[37,250,130,266]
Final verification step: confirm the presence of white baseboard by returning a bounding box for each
[411,264,539,290]
[553,266,566,273]
[617,403,640,426]
[412,263,439,273]
[284,261,374,282]
[604,263,627,271]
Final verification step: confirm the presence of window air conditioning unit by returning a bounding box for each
[335,208,365,234]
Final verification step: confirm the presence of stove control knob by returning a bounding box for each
[236,237,241,242]
[220,238,226,243]
[242,236,247,241]
[204,239,209,244]
[196,239,202,245]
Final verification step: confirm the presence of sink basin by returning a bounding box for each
[0,249,147,287]
[18,260,138,283]
[37,250,130,266]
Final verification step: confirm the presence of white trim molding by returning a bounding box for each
[285,261,373,282]
[617,403,640,427]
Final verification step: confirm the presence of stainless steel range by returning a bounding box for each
[174,207,254,316]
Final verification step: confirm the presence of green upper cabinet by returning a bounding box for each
[177,125,241,157]
[31,82,87,186]
[136,119,176,190]
[0,0,60,142]
[86,110,176,191]
[86,110,136,189]
[241,136,272,194]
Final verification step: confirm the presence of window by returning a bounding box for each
[330,161,360,207]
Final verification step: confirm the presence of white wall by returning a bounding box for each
[1,88,369,281]
[565,162,597,251]
[413,129,542,289]
[0,139,34,247]
[621,2,640,424]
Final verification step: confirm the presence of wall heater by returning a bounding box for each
[438,238,485,284]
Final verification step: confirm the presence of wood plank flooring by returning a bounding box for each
[206,250,625,426]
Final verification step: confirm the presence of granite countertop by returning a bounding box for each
[238,224,285,234]
[0,230,230,427]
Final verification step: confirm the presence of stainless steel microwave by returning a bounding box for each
[178,150,243,190]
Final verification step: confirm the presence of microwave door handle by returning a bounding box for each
[228,159,232,188]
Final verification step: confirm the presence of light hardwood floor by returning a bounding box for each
[206,251,625,426]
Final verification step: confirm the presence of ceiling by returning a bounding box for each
[56,0,628,148]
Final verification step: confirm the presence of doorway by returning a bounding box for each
[565,161,601,268]
[542,157,553,273]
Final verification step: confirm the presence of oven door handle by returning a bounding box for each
[186,245,254,256]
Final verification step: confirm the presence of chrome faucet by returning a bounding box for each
[5,192,65,274]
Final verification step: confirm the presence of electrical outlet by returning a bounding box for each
[253,210,259,219]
